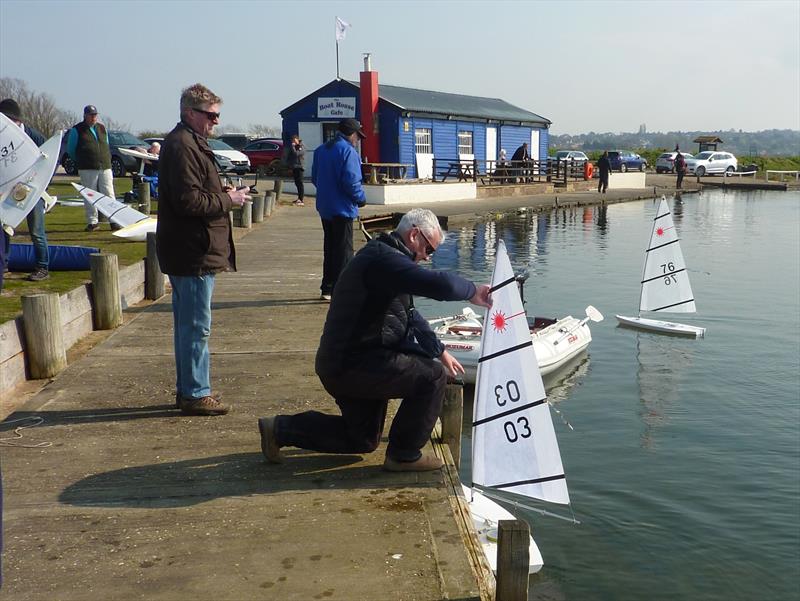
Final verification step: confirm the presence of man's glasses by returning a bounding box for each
[192,108,220,121]
[414,225,436,256]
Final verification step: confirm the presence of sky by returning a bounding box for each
[1,0,799,136]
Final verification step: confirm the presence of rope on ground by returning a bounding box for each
[0,416,52,448]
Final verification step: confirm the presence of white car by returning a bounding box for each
[552,150,589,163]
[685,151,737,176]
[207,138,251,175]
[655,151,693,174]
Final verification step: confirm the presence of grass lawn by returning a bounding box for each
[1,176,149,324]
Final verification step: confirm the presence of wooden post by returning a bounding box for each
[21,293,67,379]
[145,231,164,300]
[90,253,122,330]
[273,179,283,203]
[240,200,252,228]
[441,383,464,469]
[252,193,265,223]
[496,519,530,601]
[136,180,151,215]
[264,191,274,217]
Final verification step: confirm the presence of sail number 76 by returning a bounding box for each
[660,262,677,285]
[494,379,532,443]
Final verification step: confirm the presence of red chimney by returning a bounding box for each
[359,53,380,163]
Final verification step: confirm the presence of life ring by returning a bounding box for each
[583,162,594,180]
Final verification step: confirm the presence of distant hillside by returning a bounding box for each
[550,129,800,157]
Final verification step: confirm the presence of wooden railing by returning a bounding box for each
[432,158,587,185]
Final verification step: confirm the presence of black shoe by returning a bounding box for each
[27,268,49,282]
[85,223,99,232]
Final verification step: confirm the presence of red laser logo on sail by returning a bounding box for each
[656,227,664,236]
[491,310,508,332]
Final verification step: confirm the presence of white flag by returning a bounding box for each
[335,17,351,42]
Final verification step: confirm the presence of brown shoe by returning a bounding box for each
[175,392,221,409]
[180,395,229,416]
[258,417,283,463]
[383,453,443,472]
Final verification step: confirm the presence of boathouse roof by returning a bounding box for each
[281,79,551,127]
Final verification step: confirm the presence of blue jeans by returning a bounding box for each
[26,199,49,269]
[169,274,216,399]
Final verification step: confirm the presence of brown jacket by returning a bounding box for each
[156,121,236,276]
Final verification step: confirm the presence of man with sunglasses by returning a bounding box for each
[258,208,492,471]
[157,83,251,416]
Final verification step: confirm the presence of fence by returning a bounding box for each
[765,170,800,182]
[432,157,589,186]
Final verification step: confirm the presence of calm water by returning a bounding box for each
[417,189,800,601]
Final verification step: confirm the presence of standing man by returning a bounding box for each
[287,134,306,206]
[312,118,367,301]
[66,104,116,231]
[156,83,250,416]
[597,150,612,194]
[0,98,51,281]
[258,208,492,471]
[674,147,687,190]
[511,142,531,182]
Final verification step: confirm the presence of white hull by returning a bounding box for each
[462,485,544,574]
[433,312,593,384]
[616,314,706,337]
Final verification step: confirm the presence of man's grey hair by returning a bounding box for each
[396,208,445,243]
[179,83,222,113]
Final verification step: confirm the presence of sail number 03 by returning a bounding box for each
[494,380,532,443]
[660,262,678,285]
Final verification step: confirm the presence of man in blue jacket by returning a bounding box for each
[311,118,367,301]
[258,209,492,471]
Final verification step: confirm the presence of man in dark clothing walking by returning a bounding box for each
[287,134,306,206]
[597,151,612,193]
[674,149,687,190]
[312,118,367,301]
[258,208,492,471]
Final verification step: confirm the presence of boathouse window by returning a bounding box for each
[458,131,473,155]
[415,128,432,154]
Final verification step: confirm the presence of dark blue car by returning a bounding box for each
[608,150,647,172]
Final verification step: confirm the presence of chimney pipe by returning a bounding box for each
[363,53,372,72]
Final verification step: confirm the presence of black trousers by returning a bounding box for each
[598,173,609,193]
[320,216,353,296]
[676,170,685,189]
[276,350,447,461]
[292,167,304,200]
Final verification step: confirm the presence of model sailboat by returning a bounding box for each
[464,239,571,574]
[616,196,706,337]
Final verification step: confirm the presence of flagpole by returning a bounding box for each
[336,39,340,79]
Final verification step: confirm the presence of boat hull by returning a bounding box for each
[616,314,706,337]
[435,314,593,385]
[462,485,544,574]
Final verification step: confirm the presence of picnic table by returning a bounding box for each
[362,162,409,183]
[442,161,475,182]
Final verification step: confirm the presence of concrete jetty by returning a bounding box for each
[1,174,703,600]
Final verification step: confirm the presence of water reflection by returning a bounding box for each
[635,333,696,449]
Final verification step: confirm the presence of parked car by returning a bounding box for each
[608,150,647,172]
[655,151,694,174]
[552,150,589,163]
[242,138,285,174]
[215,133,255,150]
[207,138,250,175]
[684,151,737,176]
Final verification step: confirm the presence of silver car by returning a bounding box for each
[685,151,738,176]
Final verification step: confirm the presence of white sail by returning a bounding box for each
[71,182,157,242]
[639,197,696,313]
[0,113,62,229]
[471,239,569,505]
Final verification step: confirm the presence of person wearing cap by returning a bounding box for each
[66,105,116,231]
[156,83,250,417]
[311,117,367,301]
[257,208,492,471]
[0,98,51,281]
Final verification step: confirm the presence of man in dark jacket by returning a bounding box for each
[511,142,531,182]
[311,118,367,301]
[597,150,612,193]
[156,83,250,416]
[258,208,492,471]
[0,98,51,281]
[674,147,687,190]
[287,134,306,206]
[66,104,116,231]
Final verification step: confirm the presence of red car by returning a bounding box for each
[242,138,284,174]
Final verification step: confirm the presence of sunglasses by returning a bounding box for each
[192,107,220,121]
[414,225,436,256]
